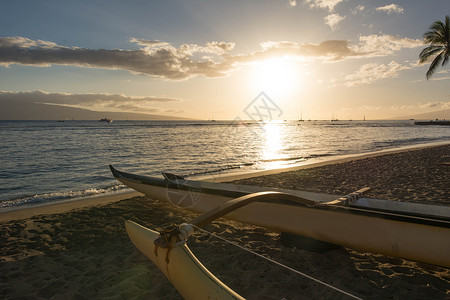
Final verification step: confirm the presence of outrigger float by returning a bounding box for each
[126,221,244,300]
[110,165,450,268]
[126,192,366,300]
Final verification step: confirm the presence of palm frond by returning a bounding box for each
[419,46,443,64]
[424,35,444,45]
[423,26,445,44]
[426,53,443,80]
[429,22,445,32]
[445,16,450,42]
[420,15,450,79]
[442,53,449,67]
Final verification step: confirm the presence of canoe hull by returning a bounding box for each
[113,167,450,268]
[125,220,244,300]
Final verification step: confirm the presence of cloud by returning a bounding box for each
[129,38,170,47]
[376,4,404,14]
[359,106,380,111]
[344,61,413,86]
[254,39,356,61]
[0,36,235,80]
[130,39,235,56]
[419,102,450,109]
[351,5,365,15]
[0,36,58,49]
[324,14,345,31]
[0,90,182,113]
[304,0,343,12]
[288,0,297,7]
[391,104,416,110]
[304,1,346,31]
[0,35,423,80]
[254,34,421,62]
[390,102,450,111]
[353,35,422,57]
[431,76,450,81]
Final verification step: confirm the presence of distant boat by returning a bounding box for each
[99,117,112,123]
[331,113,339,122]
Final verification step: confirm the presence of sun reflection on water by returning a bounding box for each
[260,121,290,170]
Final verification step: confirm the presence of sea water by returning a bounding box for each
[0,120,448,209]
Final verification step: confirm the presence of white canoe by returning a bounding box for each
[113,166,450,268]
[125,220,244,300]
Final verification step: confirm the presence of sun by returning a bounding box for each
[250,57,301,100]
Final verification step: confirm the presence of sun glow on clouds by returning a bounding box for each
[250,57,302,100]
[0,36,422,81]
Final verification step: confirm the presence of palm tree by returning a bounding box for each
[419,15,449,80]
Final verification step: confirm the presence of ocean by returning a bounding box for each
[0,120,449,209]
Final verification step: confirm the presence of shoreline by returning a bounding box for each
[1,143,449,299]
[230,143,449,206]
[202,140,450,182]
[0,191,142,223]
[1,141,448,223]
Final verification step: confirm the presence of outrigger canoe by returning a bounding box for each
[111,165,450,268]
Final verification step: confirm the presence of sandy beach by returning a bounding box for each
[1,144,449,299]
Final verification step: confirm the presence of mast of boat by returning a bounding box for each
[298,108,304,122]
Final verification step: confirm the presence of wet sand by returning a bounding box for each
[1,144,449,299]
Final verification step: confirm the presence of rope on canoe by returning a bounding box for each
[192,225,363,300]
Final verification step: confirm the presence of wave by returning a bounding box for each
[181,153,342,177]
[261,156,306,163]
[373,136,448,149]
[181,163,255,177]
[0,183,127,209]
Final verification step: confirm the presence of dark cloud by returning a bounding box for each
[0,37,235,80]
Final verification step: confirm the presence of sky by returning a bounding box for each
[0,0,449,120]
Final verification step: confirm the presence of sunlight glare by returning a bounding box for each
[251,57,301,99]
[261,122,286,169]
